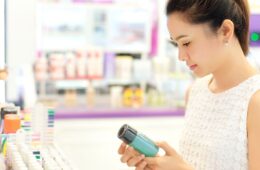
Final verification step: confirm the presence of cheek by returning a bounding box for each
[188,43,212,62]
[188,44,221,74]
[192,41,220,62]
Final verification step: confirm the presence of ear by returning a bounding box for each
[217,19,235,44]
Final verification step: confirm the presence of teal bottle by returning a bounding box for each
[118,124,159,157]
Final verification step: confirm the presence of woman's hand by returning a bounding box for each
[118,142,153,170]
[144,142,193,170]
[118,141,193,170]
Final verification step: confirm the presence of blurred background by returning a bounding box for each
[1,0,260,169]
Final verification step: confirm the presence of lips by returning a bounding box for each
[188,64,198,70]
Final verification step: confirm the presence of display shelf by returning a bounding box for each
[55,107,185,119]
[33,0,192,111]
[36,1,152,53]
[37,79,146,90]
[0,0,6,103]
[0,104,75,169]
[105,79,141,86]
[54,80,88,89]
[38,1,150,10]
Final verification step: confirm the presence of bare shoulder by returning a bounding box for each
[248,90,260,112]
[247,90,260,169]
[248,90,260,129]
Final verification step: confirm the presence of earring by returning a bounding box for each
[224,41,229,46]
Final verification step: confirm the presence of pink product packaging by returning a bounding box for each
[49,53,65,80]
[65,52,76,79]
[34,56,48,81]
[76,51,87,79]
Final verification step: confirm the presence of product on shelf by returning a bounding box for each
[86,48,104,79]
[110,86,123,108]
[0,105,19,134]
[65,52,77,79]
[4,114,21,134]
[86,81,96,107]
[0,153,5,169]
[152,56,171,81]
[49,53,66,80]
[75,51,87,78]
[65,89,77,106]
[34,53,48,81]
[0,103,74,169]
[0,105,18,120]
[115,55,133,80]
[122,86,143,108]
[34,49,105,81]
[104,52,115,79]
[132,59,152,81]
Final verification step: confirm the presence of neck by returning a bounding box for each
[210,49,257,93]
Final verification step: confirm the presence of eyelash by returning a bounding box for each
[183,42,190,47]
[169,41,190,48]
[170,41,178,47]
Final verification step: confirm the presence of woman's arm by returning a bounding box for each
[247,90,260,170]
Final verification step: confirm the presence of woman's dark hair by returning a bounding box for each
[166,0,250,55]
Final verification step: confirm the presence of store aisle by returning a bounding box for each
[55,117,185,170]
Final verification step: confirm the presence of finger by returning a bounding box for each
[120,146,138,163]
[127,146,142,156]
[156,141,176,156]
[127,154,145,167]
[145,165,155,170]
[144,157,159,166]
[135,160,147,170]
[118,142,127,155]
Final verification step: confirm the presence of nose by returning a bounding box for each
[178,48,188,61]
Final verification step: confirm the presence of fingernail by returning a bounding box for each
[138,155,144,160]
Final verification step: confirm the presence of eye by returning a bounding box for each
[183,42,190,47]
[169,40,178,47]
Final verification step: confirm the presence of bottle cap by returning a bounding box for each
[1,106,17,120]
[118,124,137,144]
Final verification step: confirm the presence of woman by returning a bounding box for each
[118,0,260,169]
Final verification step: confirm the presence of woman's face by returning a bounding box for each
[167,13,226,77]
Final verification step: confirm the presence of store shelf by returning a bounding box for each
[38,79,148,90]
[54,107,185,119]
[36,0,152,52]
[38,1,150,10]
[55,80,88,89]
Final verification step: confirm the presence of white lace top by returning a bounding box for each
[179,74,260,170]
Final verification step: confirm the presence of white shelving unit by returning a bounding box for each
[0,0,6,103]
[35,0,157,90]
[36,1,153,54]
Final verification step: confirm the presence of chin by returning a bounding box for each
[193,70,211,78]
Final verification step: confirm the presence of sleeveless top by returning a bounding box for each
[179,74,260,170]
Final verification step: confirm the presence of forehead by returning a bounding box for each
[167,13,213,40]
[167,13,190,27]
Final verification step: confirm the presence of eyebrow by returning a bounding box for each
[170,35,188,42]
